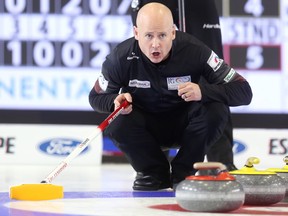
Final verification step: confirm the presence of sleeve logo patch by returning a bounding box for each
[224,68,236,83]
[98,73,108,91]
[207,51,223,71]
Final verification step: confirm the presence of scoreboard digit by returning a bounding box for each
[227,45,281,70]
[229,0,280,17]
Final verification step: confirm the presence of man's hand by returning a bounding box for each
[178,82,202,102]
[114,93,133,114]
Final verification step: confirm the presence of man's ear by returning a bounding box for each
[172,25,176,40]
[133,26,139,40]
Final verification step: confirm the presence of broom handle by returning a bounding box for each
[178,0,186,32]
[42,100,130,183]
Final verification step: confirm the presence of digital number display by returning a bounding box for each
[2,40,111,67]
[215,0,280,17]
[0,0,133,68]
[226,45,281,70]
[0,0,133,111]
[229,0,280,17]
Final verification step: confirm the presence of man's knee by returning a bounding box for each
[205,102,229,128]
[105,114,130,142]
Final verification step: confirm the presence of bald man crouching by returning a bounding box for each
[89,3,252,190]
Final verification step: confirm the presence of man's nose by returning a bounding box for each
[152,38,160,48]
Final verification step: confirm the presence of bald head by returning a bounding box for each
[136,2,174,29]
[133,2,176,64]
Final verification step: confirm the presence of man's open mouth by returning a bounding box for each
[152,52,160,57]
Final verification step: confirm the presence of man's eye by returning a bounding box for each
[160,34,166,38]
[147,35,154,40]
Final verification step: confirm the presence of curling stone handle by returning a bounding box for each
[284,156,288,164]
[194,162,226,171]
[245,157,260,167]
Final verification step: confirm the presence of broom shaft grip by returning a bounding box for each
[43,100,130,183]
[178,0,186,32]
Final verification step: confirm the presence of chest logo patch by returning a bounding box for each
[129,79,150,88]
[167,76,191,90]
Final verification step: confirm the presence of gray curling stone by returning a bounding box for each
[176,162,245,212]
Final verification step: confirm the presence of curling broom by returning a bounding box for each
[9,100,130,201]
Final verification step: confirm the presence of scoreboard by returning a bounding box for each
[0,0,288,113]
[0,0,132,68]
[218,0,281,71]
[0,0,133,110]
[216,0,288,113]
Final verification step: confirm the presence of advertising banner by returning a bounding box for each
[0,124,102,165]
[233,128,288,169]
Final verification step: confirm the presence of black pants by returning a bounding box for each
[105,102,229,182]
[206,111,234,164]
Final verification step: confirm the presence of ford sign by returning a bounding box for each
[233,140,247,155]
[38,138,89,156]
